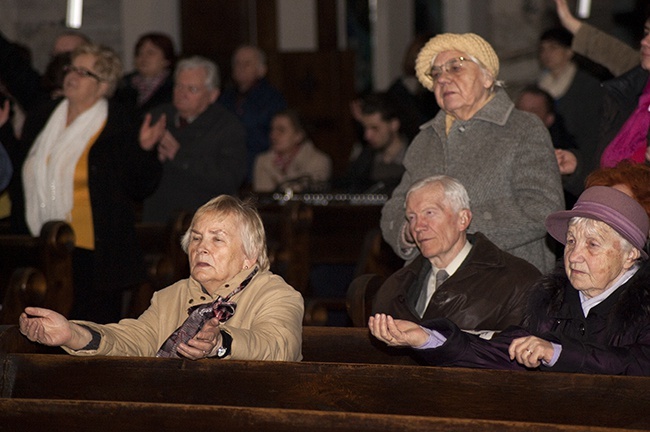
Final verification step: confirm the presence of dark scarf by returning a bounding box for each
[156,267,258,358]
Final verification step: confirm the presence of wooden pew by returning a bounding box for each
[0,221,75,323]
[128,213,191,318]
[0,324,420,365]
[1,352,649,430]
[0,399,632,432]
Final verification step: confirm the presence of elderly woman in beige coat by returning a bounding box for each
[19,195,304,361]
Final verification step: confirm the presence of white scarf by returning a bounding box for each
[23,98,108,235]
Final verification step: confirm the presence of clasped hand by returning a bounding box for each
[175,317,223,360]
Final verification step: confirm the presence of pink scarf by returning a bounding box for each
[601,77,650,168]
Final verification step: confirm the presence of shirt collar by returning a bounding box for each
[437,239,472,277]
[579,263,640,316]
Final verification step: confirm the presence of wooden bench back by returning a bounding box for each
[1,398,622,432]
[1,352,649,430]
[0,221,75,323]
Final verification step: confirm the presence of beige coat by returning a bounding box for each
[572,23,639,77]
[64,268,304,361]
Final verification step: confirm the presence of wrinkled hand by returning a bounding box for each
[157,130,180,162]
[555,149,578,175]
[554,0,582,34]
[139,113,167,151]
[0,100,10,128]
[19,306,80,348]
[176,317,223,360]
[508,335,554,368]
[368,313,428,348]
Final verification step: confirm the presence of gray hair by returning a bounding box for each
[406,175,471,213]
[175,55,221,90]
[180,195,269,271]
[568,217,637,257]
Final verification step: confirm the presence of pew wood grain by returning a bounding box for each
[1,353,649,430]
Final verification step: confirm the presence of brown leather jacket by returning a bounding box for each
[371,232,542,331]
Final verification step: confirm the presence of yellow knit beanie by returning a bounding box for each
[415,33,499,91]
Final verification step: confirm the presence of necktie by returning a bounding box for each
[415,269,448,318]
[156,267,258,358]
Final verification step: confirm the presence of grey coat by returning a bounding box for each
[380,88,564,274]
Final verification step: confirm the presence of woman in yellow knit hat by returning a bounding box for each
[380,33,564,274]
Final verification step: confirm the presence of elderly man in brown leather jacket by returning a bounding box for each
[372,175,542,331]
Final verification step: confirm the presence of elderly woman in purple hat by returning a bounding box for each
[370,186,650,375]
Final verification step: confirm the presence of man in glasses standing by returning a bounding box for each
[380,33,564,274]
[139,56,247,223]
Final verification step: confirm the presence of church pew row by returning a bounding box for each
[1,353,649,430]
[0,398,634,432]
[0,324,420,364]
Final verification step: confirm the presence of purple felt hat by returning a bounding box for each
[545,186,649,259]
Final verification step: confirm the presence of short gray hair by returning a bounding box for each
[568,217,637,257]
[175,55,221,90]
[406,175,471,213]
[181,195,269,271]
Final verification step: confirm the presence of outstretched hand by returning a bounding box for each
[368,313,428,348]
[18,306,86,348]
[176,317,223,360]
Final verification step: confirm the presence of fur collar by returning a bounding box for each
[523,260,650,334]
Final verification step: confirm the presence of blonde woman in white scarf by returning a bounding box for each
[14,43,162,323]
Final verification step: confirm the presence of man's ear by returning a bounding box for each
[209,88,220,104]
[458,209,472,230]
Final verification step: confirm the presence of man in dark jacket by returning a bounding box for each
[371,175,541,331]
[370,186,650,376]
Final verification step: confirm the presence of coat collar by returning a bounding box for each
[529,260,650,329]
[421,87,514,132]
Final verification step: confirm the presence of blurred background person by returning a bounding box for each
[537,26,604,172]
[139,56,246,223]
[253,108,331,193]
[335,92,407,195]
[515,84,581,208]
[6,43,161,323]
[219,45,287,185]
[114,32,176,117]
[386,34,439,142]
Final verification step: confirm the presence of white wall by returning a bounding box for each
[372,0,414,91]
[277,0,317,51]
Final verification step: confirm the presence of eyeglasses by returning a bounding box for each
[425,56,474,83]
[64,65,104,82]
[174,84,205,94]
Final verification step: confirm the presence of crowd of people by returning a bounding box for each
[5,0,650,376]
